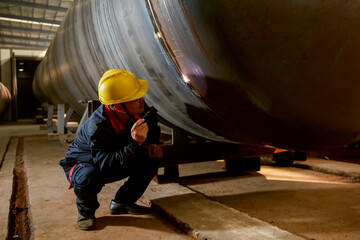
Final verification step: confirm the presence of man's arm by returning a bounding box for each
[90,125,147,175]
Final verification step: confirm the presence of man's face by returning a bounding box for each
[123,97,145,115]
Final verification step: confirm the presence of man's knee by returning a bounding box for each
[150,157,162,168]
[140,157,162,174]
[73,163,103,191]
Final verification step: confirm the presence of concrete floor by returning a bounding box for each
[174,160,360,240]
[0,123,193,240]
[1,121,360,240]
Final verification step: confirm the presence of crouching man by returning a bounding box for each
[59,69,163,230]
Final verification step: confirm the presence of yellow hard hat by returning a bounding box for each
[98,69,149,105]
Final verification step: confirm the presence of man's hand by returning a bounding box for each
[131,119,148,145]
[148,144,163,159]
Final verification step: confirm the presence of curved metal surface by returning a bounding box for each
[33,0,360,150]
[0,82,11,116]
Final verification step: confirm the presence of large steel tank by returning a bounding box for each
[33,0,360,150]
[0,82,11,117]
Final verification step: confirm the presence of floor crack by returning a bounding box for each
[6,137,33,240]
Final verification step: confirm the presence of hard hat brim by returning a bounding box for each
[126,78,149,102]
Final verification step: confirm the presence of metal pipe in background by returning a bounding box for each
[33,0,360,150]
[0,82,11,117]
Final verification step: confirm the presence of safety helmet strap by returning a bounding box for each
[121,103,134,122]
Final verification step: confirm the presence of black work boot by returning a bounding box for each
[77,213,96,231]
[109,200,152,215]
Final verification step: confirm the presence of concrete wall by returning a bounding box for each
[0,48,46,121]
[0,49,12,91]
[1,49,46,90]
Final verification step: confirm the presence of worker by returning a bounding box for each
[59,69,163,231]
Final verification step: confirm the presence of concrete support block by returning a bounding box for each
[47,105,54,128]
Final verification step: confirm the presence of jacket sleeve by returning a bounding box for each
[89,123,147,175]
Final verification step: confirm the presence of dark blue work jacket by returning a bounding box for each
[59,104,160,176]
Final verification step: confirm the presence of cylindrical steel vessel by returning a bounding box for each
[34,0,360,150]
[0,82,11,116]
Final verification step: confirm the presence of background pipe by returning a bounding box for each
[33,0,360,150]
[0,82,11,117]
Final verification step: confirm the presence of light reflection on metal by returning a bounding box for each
[182,74,190,84]
[154,32,162,39]
[33,0,360,150]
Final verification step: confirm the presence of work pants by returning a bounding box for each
[65,157,161,217]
